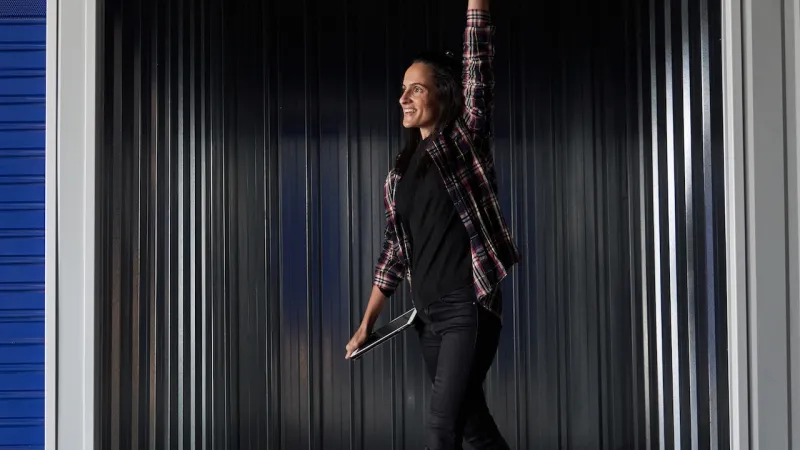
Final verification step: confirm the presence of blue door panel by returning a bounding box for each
[0,233,46,255]
[0,342,44,364]
[0,74,46,95]
[0,262,43,283]
[0,292,43,310]
[0,364,44,390]
[0,48,45,69]
[0,24,45,41]
[0,397,44,421]
[0,421,44,447]
[0,209,43,229]
[0,311,44,340]
[0,155,45,175]
[0,130,44,150]
[0,101,45,121]
[0,11,46,449]
[0,182,44,203]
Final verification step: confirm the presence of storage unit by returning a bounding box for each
[45,0,800,448]
[89,0,732,448]
[0,1,47,448]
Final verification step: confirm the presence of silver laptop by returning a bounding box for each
[349,308,418,360]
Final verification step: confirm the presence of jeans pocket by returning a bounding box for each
[437,284,477,304]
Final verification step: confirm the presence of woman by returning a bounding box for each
[345,1,519,449]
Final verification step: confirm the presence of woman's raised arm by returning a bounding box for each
[462,0,495,135]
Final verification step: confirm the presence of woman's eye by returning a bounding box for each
[414,86,423,94]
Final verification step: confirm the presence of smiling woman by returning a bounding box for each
[400,62,440,135]
[344,1,521,449]
[399,51,463,139]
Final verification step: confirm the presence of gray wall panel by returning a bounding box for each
[722,0,800,448]
[93,0,729,448]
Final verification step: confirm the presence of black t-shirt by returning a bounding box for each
[394,138,473,310]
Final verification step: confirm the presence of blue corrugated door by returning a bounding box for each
[0,1,47,448]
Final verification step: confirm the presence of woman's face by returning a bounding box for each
[399,62,439,138]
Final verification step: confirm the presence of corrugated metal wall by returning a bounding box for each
[93,0,729,448]
[629,0,729,447]
[0,2,47,448]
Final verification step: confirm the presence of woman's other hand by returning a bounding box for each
[345,286,389,359]
[345,326,370,359]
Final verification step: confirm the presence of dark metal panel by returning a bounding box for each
[94,0,729,448]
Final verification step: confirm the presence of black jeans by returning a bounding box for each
[415,285,509,450]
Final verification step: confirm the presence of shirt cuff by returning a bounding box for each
[466,9,492,26]
[378,286,395,299]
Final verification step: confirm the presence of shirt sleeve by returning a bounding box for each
[462,9,496,135]
[372,176,406,296]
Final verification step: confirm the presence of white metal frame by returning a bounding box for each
[45,0,97,447]
[721,0,749,447]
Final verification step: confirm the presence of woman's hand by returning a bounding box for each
[345,286,389,359]
[468,0,490,11]
[345,325,370,359]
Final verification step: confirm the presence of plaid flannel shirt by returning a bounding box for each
[373,9,520,316]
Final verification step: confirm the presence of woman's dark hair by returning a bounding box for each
[394,50,463,177]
